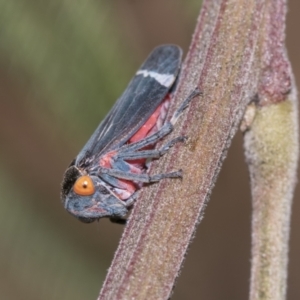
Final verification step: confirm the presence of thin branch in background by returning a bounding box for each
[243,1,299,299]
[99,0,298,299]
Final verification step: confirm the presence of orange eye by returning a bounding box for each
[73,176,95,196]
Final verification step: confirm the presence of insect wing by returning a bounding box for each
[76,45,182,166]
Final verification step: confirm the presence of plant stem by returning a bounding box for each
[243,1,298,299]
[99,1,298,299]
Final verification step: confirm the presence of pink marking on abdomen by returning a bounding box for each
[100,94,172,201]
[99,150,117,168]
[129,95,171,143]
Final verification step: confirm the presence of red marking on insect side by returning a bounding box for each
[100,150,117,168]
[114,179,137,200]
[129,95,171,143]
[99,94,172,202]
[129,104,163,143]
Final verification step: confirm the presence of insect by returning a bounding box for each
[61,45,200,224]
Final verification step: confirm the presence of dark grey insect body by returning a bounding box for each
[61,45,200,224]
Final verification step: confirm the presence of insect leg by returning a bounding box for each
[170,87,202,125]
[119,88,201,153]
[149,170,183,182]
[109,191,140,224]
[116,136,186,160]
[99,173,126,188]
[99,167,182,183]
[123,191,140,208]
[120,122,174,153]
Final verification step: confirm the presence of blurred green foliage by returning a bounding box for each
[0,1,136,299]
[0,167,103,299]
[0,0,133,134]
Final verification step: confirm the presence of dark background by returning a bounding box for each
[0,1,299,299]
